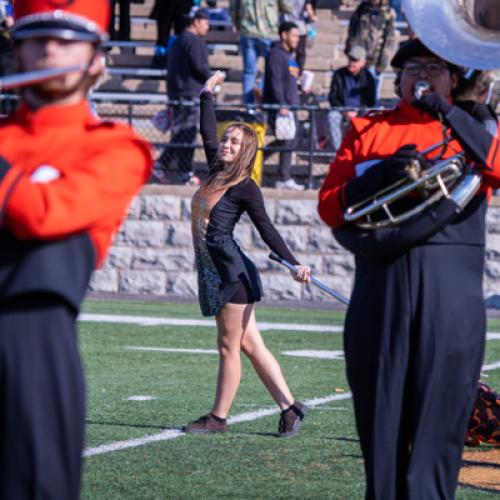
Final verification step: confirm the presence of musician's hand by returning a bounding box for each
[412,92,452,119]
[291,265,311,283]
[382,144,429,184]
[343,145,428,209]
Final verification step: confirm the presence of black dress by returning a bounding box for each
[191,91,300,317]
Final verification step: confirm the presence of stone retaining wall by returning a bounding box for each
[89,185,500,305]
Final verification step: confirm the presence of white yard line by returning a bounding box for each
[482,360,500,371]
[125,346,219,355]
[84,392,352,458]
[79,313,343,332]
[79,313,500,338]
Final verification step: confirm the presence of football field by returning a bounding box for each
[79,300,500,499]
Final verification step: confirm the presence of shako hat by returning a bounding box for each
[11,0,110,42]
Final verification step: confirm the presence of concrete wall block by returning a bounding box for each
[104,246,134,269]
[275,199,322,225]
[293,253,324,273]
[249,225,307,252]
[132,248,195,271]
[234,223,254,249]
[116,220,167,247]
[247,251,282,271]
[126,196,142,219]
[485,260,500,279]
[323,254,355,276]
[303,275,353,302]
[166,222,192,247]
[119,270,167,295]
[89,268,119,293]
[306,226,345,252]
[180,198,193,221]
[486,234,500,256]
[486,208,500,232]
[167,272,199,298]
[260,273,302,300]
[141,195,182,221]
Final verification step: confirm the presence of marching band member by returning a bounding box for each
[0,1,152,497]
[185,71,311,436]
[318,38,500,499]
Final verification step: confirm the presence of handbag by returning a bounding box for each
[275,113,296,141]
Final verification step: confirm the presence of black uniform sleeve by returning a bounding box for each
[444,105,499,168]
[200,91,219,170]
[232,180,300,265]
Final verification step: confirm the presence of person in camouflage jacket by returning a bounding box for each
[346,0,396,74]
[230,0,293,104]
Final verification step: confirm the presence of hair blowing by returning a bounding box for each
[202,123,258,192]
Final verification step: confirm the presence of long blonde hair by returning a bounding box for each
[202,122,258,192]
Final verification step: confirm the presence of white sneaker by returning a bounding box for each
[275,178,305,191]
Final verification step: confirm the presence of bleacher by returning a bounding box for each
[95,0,404,187]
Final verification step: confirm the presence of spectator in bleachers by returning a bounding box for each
[346,0,396,97]
[230,0,293,106]
[152,9,211,185]
[263,21,304,191]
[327,44,376,150]
[389,0,403,21]
[109,0,131,41]
[282,0,316,75]
[455,70,498,136]
[0,1,13,77]
[150,0,193,68]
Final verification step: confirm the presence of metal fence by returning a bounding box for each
[0,91,387,188]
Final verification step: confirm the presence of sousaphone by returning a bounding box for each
[336,0,500,256]
[403,0,500,70]
[343,0,500,231]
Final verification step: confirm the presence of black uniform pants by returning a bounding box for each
[345,244,485,500]
[0,294,85,500]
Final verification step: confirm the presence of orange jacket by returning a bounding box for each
[0,100,152,266]
[318,100,500,229]
[0,100,152,309]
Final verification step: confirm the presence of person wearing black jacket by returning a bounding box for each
[184,71,311,436]
[328,44,376,150]
[263,21,304,190]
[149,0,193,65]
[153,9,211,185]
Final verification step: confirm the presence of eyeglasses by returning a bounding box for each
[402,62,450,76]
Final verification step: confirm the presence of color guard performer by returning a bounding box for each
[318,38,500,499]
[0,1,152,498]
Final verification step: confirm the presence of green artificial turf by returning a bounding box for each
[78,300,500,499]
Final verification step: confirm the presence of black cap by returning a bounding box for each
[391,39,438,68]
[391,38,466,75]
[184,8,210,23]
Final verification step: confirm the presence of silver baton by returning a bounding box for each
[269,252,350,306]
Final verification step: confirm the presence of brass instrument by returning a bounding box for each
[343,0,499,230]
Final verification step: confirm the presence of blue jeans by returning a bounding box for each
[240,36,272,105]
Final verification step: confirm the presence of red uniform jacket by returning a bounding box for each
[0,100,152,309]
[318,100,500,230]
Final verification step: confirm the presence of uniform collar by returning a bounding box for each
[16,100,98,129]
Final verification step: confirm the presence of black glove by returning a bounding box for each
[412,93,452,119]
[343,145,428,208]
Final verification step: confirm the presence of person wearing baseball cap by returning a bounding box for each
[319,36,500,499]
[328,43,376,150]
[0,1,152,498]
